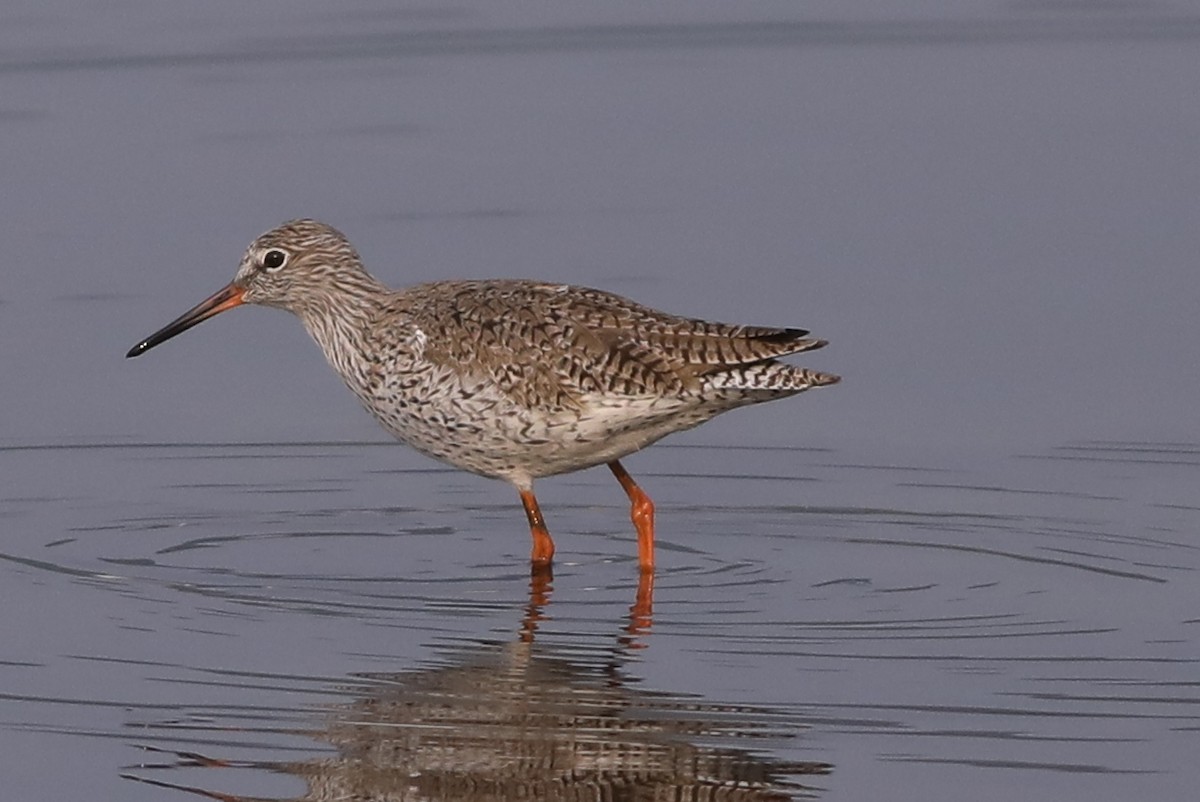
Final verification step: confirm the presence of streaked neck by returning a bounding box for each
[292,276,389,389]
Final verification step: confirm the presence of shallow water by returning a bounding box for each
[3,1,1200,800]
[4,440,1199,799]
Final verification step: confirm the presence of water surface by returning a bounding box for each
[2,1,1199,800]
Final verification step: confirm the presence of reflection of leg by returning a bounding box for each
[519,487,555,568]
[607,459,656,572]
[521,570,554,643]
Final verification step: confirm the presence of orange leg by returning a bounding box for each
[519,488,555,569]
[629,569,654,636]
[607,460,656,572]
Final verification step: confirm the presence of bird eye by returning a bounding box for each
[262,249,288,272]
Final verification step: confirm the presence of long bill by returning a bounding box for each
[126,282,246,358]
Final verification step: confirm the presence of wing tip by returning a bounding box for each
[755,329,828,355]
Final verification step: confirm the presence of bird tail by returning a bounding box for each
[702,362,840,396]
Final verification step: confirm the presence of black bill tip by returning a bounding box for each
[124,282,245,360]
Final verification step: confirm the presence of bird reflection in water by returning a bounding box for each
[124,572,831,800]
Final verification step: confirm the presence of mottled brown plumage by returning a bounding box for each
[127,219,838,571]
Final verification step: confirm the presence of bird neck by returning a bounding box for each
[292,278,389,389]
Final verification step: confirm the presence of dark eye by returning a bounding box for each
[262,249,287,271]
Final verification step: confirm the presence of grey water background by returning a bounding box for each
[2,1,1199,799]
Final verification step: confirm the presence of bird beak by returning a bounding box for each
[126,282,246,358]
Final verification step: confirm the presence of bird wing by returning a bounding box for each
[403,281,826,409]
[401,281,596,411]
[559,285,827,376]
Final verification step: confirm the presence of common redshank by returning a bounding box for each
[127,219,838,572]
